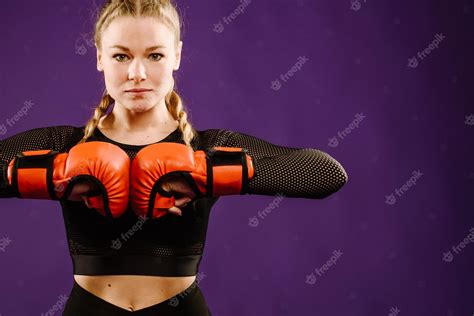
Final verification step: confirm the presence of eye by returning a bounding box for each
[112,53,164,62]
[150,53,164,61]
[113,54,128,62]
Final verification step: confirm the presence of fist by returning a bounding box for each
[160,174,197,216]
[67,181,100,208]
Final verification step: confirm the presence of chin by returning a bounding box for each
[127,102,152,113]
[133,105,150,113]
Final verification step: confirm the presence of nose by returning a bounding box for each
[128,59,147,82]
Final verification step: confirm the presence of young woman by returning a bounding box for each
[0,0,348,315]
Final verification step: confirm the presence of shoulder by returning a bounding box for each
[0,125,86,161]
[192,127,242,148]
[1,124,82,141]
[27,125,85,151]
[45,125,85,142]
[193,128,227,149]
[194,127,251,138]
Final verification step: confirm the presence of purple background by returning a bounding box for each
[1,0,473,315]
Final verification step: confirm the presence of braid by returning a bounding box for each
[166,78,197,147]
[77,90,113,145]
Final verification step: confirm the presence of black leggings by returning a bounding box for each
[62,279,212,316]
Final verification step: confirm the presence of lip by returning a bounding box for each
[126,89,152,93]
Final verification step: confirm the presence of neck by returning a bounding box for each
[100,100,178,133]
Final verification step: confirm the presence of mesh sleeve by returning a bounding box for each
[0,125,80,197]
[219,129,348,199]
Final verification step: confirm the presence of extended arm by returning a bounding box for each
[219,129,348,199]
[0,126,79,197]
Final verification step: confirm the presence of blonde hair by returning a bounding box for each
[78,0,196,147]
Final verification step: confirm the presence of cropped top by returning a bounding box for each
[0,125,348,276]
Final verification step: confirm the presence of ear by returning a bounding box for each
[97,50,103,72]
[173,41,183,71]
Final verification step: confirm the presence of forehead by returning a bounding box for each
[102,16,174,48]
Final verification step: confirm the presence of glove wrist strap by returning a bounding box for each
[11,150,59,199]
[205,148,252,196]
[0,161,8,191]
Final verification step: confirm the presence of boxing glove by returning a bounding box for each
[130,142,255,219]
[5,142,130,219]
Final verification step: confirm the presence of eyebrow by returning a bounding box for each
[110,45,166,52]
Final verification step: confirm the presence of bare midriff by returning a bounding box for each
[74,274,196,312]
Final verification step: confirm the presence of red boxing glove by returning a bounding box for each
[6,142,130,219]
[131,143,255,219]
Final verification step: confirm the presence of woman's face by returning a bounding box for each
[97,16,182,113]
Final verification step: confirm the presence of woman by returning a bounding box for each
[0,0,348,315]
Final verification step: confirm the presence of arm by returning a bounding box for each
[0,126,79,197]
[218,129,348,199]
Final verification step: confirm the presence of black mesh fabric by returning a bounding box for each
[0,125,348,276]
